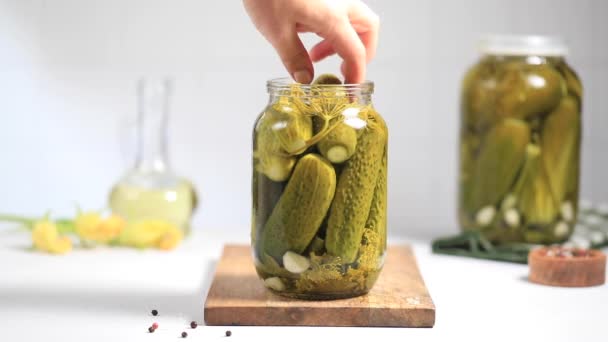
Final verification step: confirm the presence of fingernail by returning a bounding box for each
[293,70,312,84]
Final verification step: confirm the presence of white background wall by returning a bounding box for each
[1,0,606,239]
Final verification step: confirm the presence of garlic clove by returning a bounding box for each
[501,194,517,211]
[263,277,285,291]
[282,251,311,274]
[560,201,574,222]
[475,206,496,227]
[553,221,570,238]
[504,208,521,228]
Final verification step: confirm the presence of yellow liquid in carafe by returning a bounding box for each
[109,180,196,234]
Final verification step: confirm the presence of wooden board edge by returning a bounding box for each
[406,245,437,313]
[204,306,435,328]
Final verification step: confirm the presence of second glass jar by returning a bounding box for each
[459,35,582,244]
[252,76,388,300]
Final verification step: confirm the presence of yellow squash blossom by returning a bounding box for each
[75,212,125,243]
[158,225,183,250]
[117,219,183,250]
[32,221,72,254]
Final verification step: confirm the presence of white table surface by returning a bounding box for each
[1,228,606,342]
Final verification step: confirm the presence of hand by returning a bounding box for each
[243,0,379,84]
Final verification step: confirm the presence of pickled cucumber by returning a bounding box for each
[251,171,285,245]
[541,96,581,204]
[496,63,566,120]
[325,114,387,263]
[260,154,336,260]
[311,74,359,163]
[309,74,350,122]
[461,59,499,131]
[513,144,558,225]
[364,149,388,253]
[459,132,480,213]
[317,123,358,163]
[254,111,297,182]
[465,118,530,214]
[305,236,325,255]
[312,74,343,85]
[556,62,583,102]
[267,103,312,154]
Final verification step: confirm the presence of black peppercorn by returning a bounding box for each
[225,330,232,337]
[190,321,197,329]
[182,331,188,338]
[151,309,158,316]
[148,327,155,333]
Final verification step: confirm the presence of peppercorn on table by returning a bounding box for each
[0,228,605,342]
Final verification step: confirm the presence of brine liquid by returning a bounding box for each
[109,179,196,234]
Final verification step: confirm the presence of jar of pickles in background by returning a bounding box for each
[252,75,388,300]
[459,35,582,244]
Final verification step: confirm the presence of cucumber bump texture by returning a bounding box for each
[365,148,388,253]
[260,153,337,261]
[325,114,388,263]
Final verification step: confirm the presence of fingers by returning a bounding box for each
[308,1,379,83]
[244,0,378,84]
[327,21,366,84]
[358,29,378,63]
[348,0,379,62]
[295,23,314,33]
[310,28,376,64]
[309,39,336,63]
[270,31,314,84]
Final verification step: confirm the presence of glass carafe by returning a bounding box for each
[109,78,197,234]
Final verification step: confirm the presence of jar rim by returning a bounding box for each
[478,34,568,57]
[267,77,374,95]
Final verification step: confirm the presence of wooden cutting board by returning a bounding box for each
[204,244,435,327]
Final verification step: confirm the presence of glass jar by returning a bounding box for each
[109,78,197,235]
[459,35,582,244]
[251,76,388,300]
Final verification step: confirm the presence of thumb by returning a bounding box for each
[271,32,314,84]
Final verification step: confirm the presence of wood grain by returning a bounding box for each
[204,245,435,327]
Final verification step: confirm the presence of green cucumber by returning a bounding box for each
[254,111,296,182]
[513,144,558,225]
[325,113,387,263]
[541,96,581,205]
[260,153,336,260]
[465,118,530,213]
[318,123,358,164]
[365,149,388,253]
